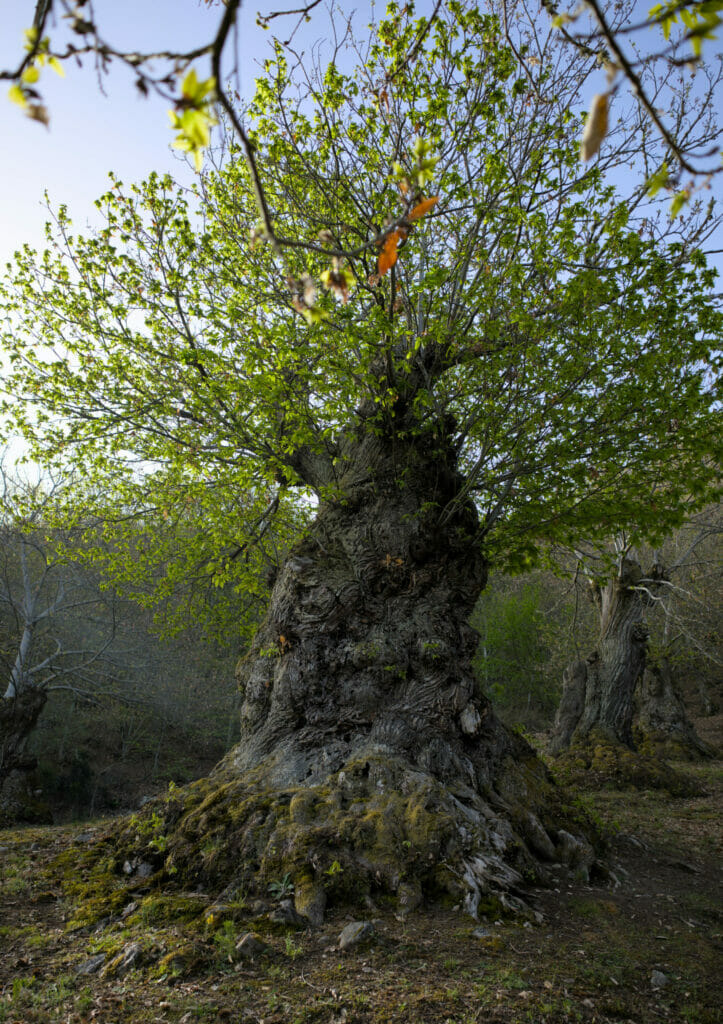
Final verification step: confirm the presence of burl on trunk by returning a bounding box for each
[105,426,595,923]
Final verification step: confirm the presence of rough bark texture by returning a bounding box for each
[93,426,595,924]
[0,687,47,785]
[233,427,490,787]
[0,687,50,824]
[635,656,714,760]
[549,561,702,796]
[550,559,650,753]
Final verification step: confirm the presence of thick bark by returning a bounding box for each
[634,655,714,760]
[233,427,489,786]
[551,559,650,753]
[0,687,47,789]
[139,425,596,922]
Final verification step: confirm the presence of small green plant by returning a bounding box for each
[12,976,35,1002]
[75,987,94,1015]
[259,644,281,659]
[149,832,168,853]
[324,860,343,876]
[129,809,168,850]
[45,975,74,1007]
[284,934,304,959]
[268,873,294,900]
[213,920,238,962]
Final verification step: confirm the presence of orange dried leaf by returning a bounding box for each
[409,196,439,221]
[378,231,400,276]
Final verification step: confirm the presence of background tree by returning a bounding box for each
[1,1,720,917]
[633,505,721,757]
[549,505,720,760]
[0,468,121,816]
[471,577,575,728]
[549,540,667,755]
[0,473,248,822]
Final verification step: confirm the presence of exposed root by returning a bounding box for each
[633,726,716,763]
[55,746,599,930]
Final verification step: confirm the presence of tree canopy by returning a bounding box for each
[0,0,720,626]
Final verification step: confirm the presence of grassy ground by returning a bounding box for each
[0,755,720,1024]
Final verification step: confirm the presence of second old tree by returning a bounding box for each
[1,1,720,917]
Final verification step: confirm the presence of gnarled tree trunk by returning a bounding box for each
[0,687,49,823]
[548,559,705,795]
[0,687,47,786]
[126,425,595,922]
[635,655,714,760]
[550,558,651,753]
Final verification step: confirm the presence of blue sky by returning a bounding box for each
[1,1,721,271]
[0,0,271,265]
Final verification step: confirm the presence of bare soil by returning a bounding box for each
[1,747,720,1024]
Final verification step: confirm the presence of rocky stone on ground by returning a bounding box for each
[339,920,374,951]
[235,933,268,960]
[76,953,106,976]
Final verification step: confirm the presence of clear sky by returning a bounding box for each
[0,0,304,266]
[1,1,721,270]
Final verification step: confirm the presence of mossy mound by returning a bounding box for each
[633,726,716,763]
[552,734,702,797]
[53,747,598,930]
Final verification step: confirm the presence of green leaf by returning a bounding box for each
[180,69,216,105]
[8,83,27,107]
[670,190,689,218]
[646,162,669,197]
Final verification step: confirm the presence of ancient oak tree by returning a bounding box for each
[1,2,720,917]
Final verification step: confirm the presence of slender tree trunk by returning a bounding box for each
[148,425,595,921]
[551,558,650,753]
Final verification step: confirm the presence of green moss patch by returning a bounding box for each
[553,733,702,797]
[51,749,595,933]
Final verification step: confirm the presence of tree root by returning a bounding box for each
[56,747,600,930]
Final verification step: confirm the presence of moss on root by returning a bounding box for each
[552,732,702,798]
[53,749,598,930]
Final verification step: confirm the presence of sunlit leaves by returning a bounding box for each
[650,0,723,55]
[168,70,217,172]
[0,0,720,609]
[8,26,64,125]
[670,189,690,217]
[646,162,692,217]
[393,137,440,191]
[646,162,670,196]
[8,84,27,108]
